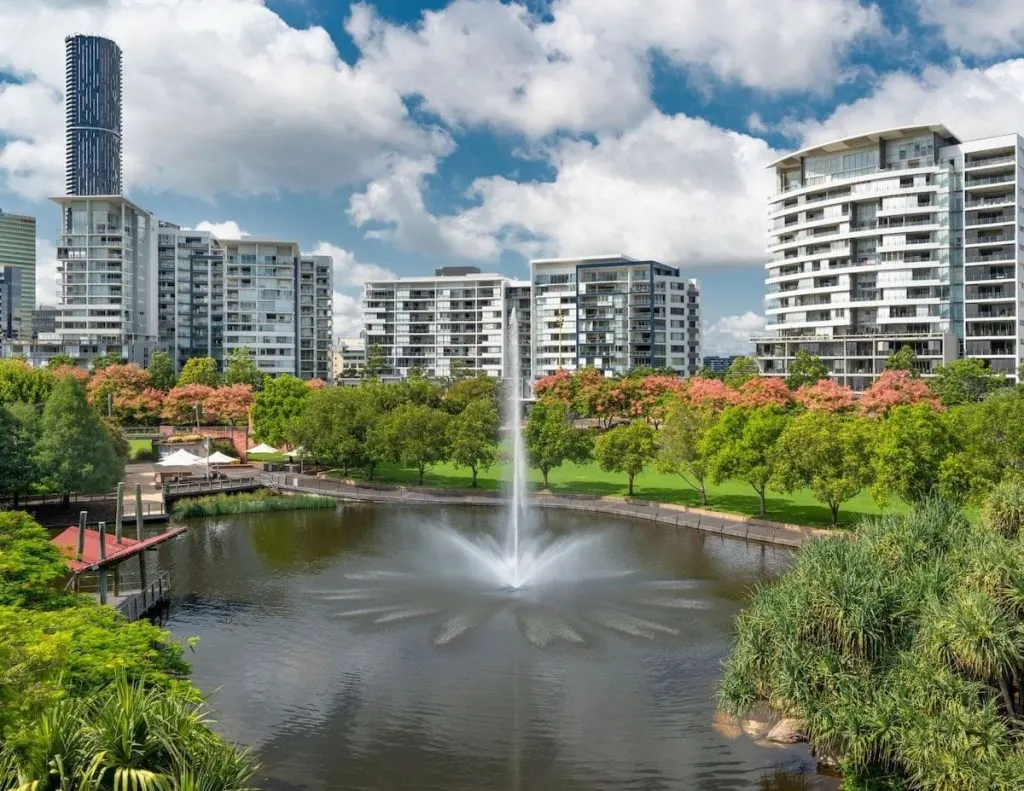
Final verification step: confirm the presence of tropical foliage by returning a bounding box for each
[718,492,1024,790]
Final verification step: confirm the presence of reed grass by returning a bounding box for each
[173,490,334,518]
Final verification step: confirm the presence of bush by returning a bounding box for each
[172,491,335,518]
[983,477,1024,538]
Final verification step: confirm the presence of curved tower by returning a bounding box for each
[65,34,122,196]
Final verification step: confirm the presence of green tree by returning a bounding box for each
[938,392,1024,503]
[177,356,219,387]
[885,344,918,374]
[696,364,723,380]
[146,350,176,390]
[35,377,124,505]
[0,404,37,508]
[362,344,390,378]
[872,403,954,505]
[724,356,760,387]
[594,420,657,496]
[525,399,593,488]
[772,411,875,526]
[0,360,52,405]
[931,358,1005,406]
[400,372,443,407]
[656,400,718,506]
[705,406,788,517]
[45,353,77,369]
[444,374,500,414]
[290,386,374,474]
[380,403,450,484]
[89,352,124,371]
[222,346,265,390]
[785,349,828,390]
[448,397,499,487]
[0,511,68,608]
[252,375,310,447]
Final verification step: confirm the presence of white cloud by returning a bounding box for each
[424,112,777,267]
[347,156,501,259]
[349,0,883,139]
[193,220,249,239]
[35,238,58,307]
[701,311,764,356]
[915,0,1024,56]
[786,59,1024,147]
[0,0,448,200]
[331,290,365,338]
[307,241,396,288]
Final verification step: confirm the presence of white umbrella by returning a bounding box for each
[246,443,279,454]
[285,446,307,458]
[158,448,202,467]
[204,451,238,464]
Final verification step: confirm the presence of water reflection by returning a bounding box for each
[157,506,835,790]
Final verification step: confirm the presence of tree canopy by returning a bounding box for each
[252,375,310,447]
[177,356,218,387]
[525,399,592,487]
[222,346,265,390]
[931,358,1005,406]
[594,420,656,496]
[447,397,499,487]
[146,350,176,390]
[784,350,828,390]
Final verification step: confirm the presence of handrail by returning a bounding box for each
[162,476,261,496]
[116,570,171,621]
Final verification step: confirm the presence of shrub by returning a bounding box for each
[983,478,1024,538]
[172,491,335,518]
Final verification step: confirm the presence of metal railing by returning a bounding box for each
[162,476,261,496]
[116,571,171,622]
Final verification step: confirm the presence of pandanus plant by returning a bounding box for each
[0,675,255,791]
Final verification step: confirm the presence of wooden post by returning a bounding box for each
[134,483,143,540]
[98,521,108,605]
[135,483,147,588]
[77,510,87,557]
[113,565,120,597]
[114,482,124,543]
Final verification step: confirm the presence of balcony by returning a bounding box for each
[966,154,1015,169]
[965,173,1016,188]
[966,195,1015,208]
[965,232,1016,246]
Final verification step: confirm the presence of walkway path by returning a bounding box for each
[254,471,831,548]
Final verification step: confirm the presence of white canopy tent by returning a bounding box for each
[285,447,308,458]
[247,443,279,455]
[204,451,238,465]
[157,449,202,467]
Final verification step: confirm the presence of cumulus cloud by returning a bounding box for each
[0,0,448,200]
[192,220,249,239]
[35,238,59,307]
[702,311,764,356]
[348,156,501,260]
[785,59,1024,147]
[354,112,777,266]
[350,0,883,138]
[331,291,365,339]
[915,0,1024,56]
[307,241,395,288]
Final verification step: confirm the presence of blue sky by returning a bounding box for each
[4,0,1024,353]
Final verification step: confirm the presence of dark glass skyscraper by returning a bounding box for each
[65,34,122,196]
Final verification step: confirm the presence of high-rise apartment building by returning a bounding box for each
[0,209,35,335]
[65,35,122,197]
[0,267,23,340]
[331,337,366,380]
[757,124,1024,388]
[220,238,332,380]
[153,228,332,379]
[51,195,158,364]
[363,267,509,378]
[531,256,702,378]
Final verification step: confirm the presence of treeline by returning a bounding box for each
[251,350,1024,527]
[0,510,254,786]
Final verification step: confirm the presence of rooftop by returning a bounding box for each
[770,123,960,170]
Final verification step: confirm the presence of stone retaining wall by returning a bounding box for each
[263,473,833,548]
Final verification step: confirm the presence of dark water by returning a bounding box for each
[152,504,835,791]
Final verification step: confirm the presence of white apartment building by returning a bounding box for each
[332,337,366,379]
[531,255,702,378]
[363,267,513,378]
[50,195,158,365]
[757,124,1024,388]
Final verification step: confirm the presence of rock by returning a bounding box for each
[765,718,804,744]
[711,712,743,740]
[741,718,773,738]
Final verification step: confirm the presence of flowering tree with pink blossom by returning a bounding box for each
[794,379,856,413]
[858,370,941,417]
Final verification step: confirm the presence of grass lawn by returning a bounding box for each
[129,438,153,460]
[248,452,290,463]
[330,459,893,529]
